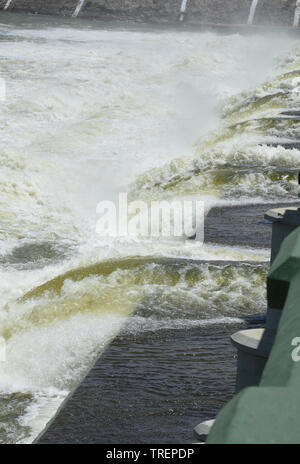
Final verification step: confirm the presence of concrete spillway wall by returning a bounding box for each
[0,0,298,27]
[0,0,76,16]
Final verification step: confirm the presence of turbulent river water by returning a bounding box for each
[0,13,300,443]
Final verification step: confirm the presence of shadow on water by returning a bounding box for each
[37,317,264,444]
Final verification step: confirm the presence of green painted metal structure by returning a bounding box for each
[207,226,300,444]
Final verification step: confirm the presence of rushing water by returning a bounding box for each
[0,13,300,443]
[248,0,259,25]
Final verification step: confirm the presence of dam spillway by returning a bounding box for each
[1,6,300,445]
[0,0,298,27]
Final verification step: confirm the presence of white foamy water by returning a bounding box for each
[0,14,299,443]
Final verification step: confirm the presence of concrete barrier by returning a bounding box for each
[207,225,300,444]
[230,207,300,394]
[194,206,300,442]
[0,0,77,15]
[0,0,298,27]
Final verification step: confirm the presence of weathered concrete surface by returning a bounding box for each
[193,419,215,442]
[0,0,298,26]
[79,0,250,24]
[186,0,251,24]
[1,0,77,15]
[255,0,295,26]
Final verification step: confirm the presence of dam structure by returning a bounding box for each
[206,220,300,444]
[0,0,299,27]
[1,2,300,445]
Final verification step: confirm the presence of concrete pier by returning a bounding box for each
[194,202,300,441]
[0,0,77,15]
[231,329,267,392]
[230,205,300,394]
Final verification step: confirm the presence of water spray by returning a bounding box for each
[3,0,13,10]
[247,0,259,25]
[294,0,300,27]
[179,0,188,21]
[72,0,86,18]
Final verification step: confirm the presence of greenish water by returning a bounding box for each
[0,13,299,443]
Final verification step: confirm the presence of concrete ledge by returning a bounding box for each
[193,419,215,442]
[1,0,300,29]
[231,329,265,355]
[231,329,267,392]
[265,208,300,228]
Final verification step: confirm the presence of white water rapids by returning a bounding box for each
[0,14,299,443]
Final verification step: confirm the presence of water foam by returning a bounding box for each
[0,16,298,442]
